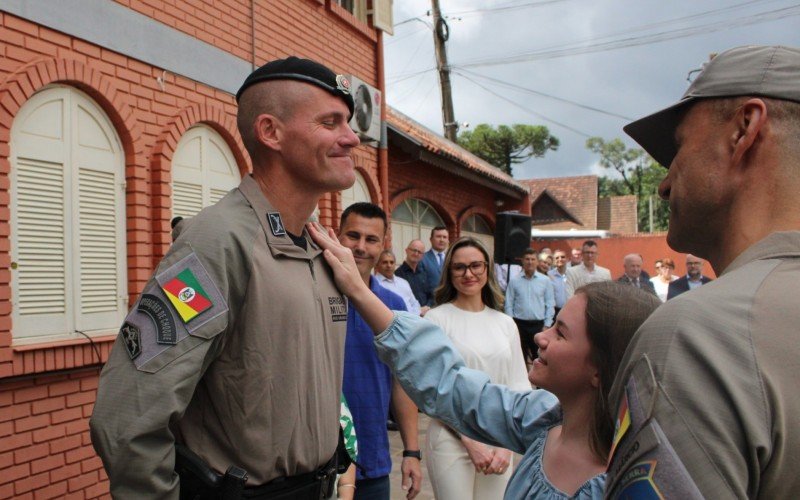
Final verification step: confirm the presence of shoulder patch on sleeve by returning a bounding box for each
[155,252,228,334]
[119,250,230,371]
[606,356,703,499]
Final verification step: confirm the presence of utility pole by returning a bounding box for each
[431,0,458,141]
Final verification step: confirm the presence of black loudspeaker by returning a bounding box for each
[494,212,532,265]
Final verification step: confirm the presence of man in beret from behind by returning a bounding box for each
[91,57,360,498]
[605,46,800,499]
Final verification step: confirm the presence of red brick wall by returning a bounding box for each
[532,233,716,280]
[1,3,380,497]
[1,369,105,499]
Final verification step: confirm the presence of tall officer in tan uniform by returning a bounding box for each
[90,57,361,498]
[605,46,800,498]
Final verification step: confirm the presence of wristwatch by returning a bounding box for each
[402,449,422,461]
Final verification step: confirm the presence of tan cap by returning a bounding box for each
[624,45,800,167]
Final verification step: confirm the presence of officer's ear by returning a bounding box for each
[255,113,282,151]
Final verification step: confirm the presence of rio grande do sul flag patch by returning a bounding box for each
[160,268,212,323]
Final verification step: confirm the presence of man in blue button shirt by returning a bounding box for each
[338,202,422,499]
[504,248,555,363]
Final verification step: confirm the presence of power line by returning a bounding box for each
[455,72,593,138]
[448,0,573,17]
[388,2,797,81]
[458,4,800,68]
[456,68,633,120]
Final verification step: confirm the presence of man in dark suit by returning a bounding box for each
[668,254,712,299]
[617,253,657,295]
[420,226,449,306]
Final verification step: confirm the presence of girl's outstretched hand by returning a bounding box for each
[306,221,366,298]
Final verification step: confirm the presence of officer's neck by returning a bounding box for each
[251,171,318,235]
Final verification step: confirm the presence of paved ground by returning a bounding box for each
[388,413,435,500]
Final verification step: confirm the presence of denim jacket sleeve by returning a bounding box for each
[374,312,558,454]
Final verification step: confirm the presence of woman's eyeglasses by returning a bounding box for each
[450,261,488,277]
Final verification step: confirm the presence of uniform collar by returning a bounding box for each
[722,231,800,276]
[237,175,322,259]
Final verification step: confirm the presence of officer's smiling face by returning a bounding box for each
[279,84,360,193]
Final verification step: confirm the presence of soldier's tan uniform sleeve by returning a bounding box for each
[90,241,244,498]
[605,276,774,499]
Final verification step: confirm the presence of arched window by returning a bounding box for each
[340,170,371,211]
[461,214,494,255]
[172,125,240,218]
[10,85,127,340]
[390,198,445,260]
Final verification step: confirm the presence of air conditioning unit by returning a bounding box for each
[344,75,382,145]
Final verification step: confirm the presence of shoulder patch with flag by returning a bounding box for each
[161,268,213,323]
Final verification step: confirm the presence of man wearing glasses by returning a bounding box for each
[504,248,555,363]
[395,240,431,316]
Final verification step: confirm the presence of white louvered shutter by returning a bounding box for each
[11,86,126,339]
[172,126,240,219]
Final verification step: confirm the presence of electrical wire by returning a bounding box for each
[454,72,593,138]
[458,4,800,68]
[456,68,633,120]
[387,1,798,79]
[75,330,103,364]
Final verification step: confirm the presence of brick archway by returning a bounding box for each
[149,104,248,261]
[389,188,456,233]
[457,206,496,237]
[0,56,147,303]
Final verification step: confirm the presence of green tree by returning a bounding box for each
[588,137,669,232]
[458,124,559,176]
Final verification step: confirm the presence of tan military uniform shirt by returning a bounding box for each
[605,231,800,499]
[90,175,347,498]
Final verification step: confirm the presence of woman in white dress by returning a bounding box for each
[649,257,677,302]
[424,237,530,500]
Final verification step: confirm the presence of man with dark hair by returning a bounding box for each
[338,202,422,499]
[92,57,360,498]
[564,240,611,297]
[607,46,800,498]
[420,226,449,305]
[504,248,555,363]
[667,254,712,299]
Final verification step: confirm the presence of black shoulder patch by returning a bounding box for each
[120,322,141,359]
[139,294,178,345]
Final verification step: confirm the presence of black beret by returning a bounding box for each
[236,56,354,117]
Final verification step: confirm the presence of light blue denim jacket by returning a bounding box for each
[374,311,605,499]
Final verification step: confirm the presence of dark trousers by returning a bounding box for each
[355,475,390,500]
[513,318,544,362]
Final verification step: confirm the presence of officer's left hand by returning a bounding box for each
[401,456,422,499]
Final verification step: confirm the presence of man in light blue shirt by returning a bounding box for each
[504,248,555,363]
[547,249,568,316]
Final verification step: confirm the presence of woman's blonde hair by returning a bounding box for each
[433,237,504,311]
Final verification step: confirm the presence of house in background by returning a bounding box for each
[519,175,638,234]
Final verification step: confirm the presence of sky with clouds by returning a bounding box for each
[384,0,800,181]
